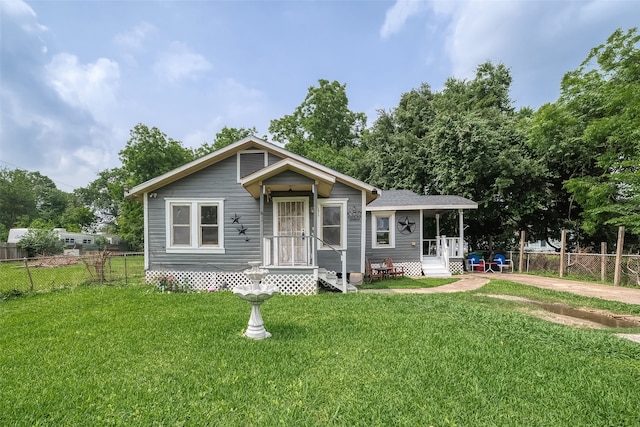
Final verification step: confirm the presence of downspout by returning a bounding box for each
[143,192,149,270]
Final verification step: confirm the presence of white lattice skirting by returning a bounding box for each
[371,261,422,277]
[145,270,317,295]
[449,261,464,275]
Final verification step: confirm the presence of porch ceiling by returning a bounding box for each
[240,158,336,198]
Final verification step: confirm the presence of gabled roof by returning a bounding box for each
[240,158,336,198]
[124,135,380,202]
[367,189,477,211]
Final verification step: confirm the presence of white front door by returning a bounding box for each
[274,197,309,265]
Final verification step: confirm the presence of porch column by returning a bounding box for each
[458,209,464,257]
[435,213,440,236]
[260,185,264,264]
[313,182,318,267]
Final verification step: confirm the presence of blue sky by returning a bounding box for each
[1,0,638,191]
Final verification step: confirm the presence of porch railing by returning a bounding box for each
[262,235,347,292]
[423,236,462,258]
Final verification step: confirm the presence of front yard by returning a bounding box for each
[1,281,639,426]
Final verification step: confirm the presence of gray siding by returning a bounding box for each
[365,210,421,263]
[317,182,364,274]
[148,155,261,272]
[239,152,265,178]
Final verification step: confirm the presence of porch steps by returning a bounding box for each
[421,257,452,278]
[318,268,357,293]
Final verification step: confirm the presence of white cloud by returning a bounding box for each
[380,0,427,39]
[154,41,212,83]
[0,0,47,33]
[113,22,156,49]
[45,53,120,123]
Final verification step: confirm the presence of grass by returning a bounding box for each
[2,283,640,426]
[0,255,144,295]
[358,276,457,290]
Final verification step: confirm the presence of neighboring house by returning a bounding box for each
[524,239,561,253]
[8,228,98,246]
[125,136,477,295]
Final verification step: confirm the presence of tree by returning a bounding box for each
[0,168,37,231]
[193,126,259,158]
[75,168,127,233]
[17,227,64,257]
[529,28,640,247]
[118,124,195,250]
[269,79,366,174]
[358,63,545,251]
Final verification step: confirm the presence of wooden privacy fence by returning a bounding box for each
[0,243,27,260]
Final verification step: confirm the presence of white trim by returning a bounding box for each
[360,190,367,273]
[372,211,395,249]
[367,204,477,211]
[144,193,149,269]
[317,199,347,250]
[165,198,225,254]
[236,149,268,183]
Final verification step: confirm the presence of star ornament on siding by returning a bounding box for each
[230,213,241,224]
[237,224,248,235]
[398,216,416,234]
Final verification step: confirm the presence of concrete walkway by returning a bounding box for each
[360,273,640,305]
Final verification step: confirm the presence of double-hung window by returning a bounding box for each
[372,211,395,248]
[166,199,225,253]
[318,199,347,249]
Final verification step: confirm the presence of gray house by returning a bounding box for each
[125,136,477,294]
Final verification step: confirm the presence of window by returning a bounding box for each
[83,239,92,244]
[372,211,395,248]
[318,200,347,249]
[166,199,225,253]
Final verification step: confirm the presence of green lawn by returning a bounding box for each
[358,276,457,290]
[2,282,640,426]
[0,255,144,295]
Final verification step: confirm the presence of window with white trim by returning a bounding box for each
[166,199,225,253]
[318,199,347,249]
[372,211,395,248]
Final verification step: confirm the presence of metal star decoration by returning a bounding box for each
[230,213,241,224]
[237,224,248,235]
[398,216,416,234]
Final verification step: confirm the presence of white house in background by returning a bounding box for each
[524,239,561,253]
[8,228,98,245]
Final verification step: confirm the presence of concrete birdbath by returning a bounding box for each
[232,261,279,339]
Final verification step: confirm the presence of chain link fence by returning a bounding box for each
[510,251,640,287]
[0,252,144,298]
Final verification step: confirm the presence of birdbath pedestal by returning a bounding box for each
[232,261,279,339]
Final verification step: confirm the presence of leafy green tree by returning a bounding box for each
[529,28,640,247]
[358,63,545,251]
[75,168,126,232]
[0,168,38,230]
[118,124,195,250]
[193,126,259,158]
[269,79,366,174]
[17,227,64,257]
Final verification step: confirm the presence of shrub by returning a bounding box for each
[17,228,64,257]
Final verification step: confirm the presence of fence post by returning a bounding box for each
[518,230,525,273]
[614,226,625,286]
[124,252,128,285]
[601,242,607,282]
[23,257,34,292]
[559,229,566,278]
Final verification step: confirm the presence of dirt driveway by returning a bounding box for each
[361,273,640,306]
[477,273,640,305]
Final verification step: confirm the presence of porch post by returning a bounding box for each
[260,185,264,264]
[435,214,440,236]
[458,209,464,257]
[313,182,318,267]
